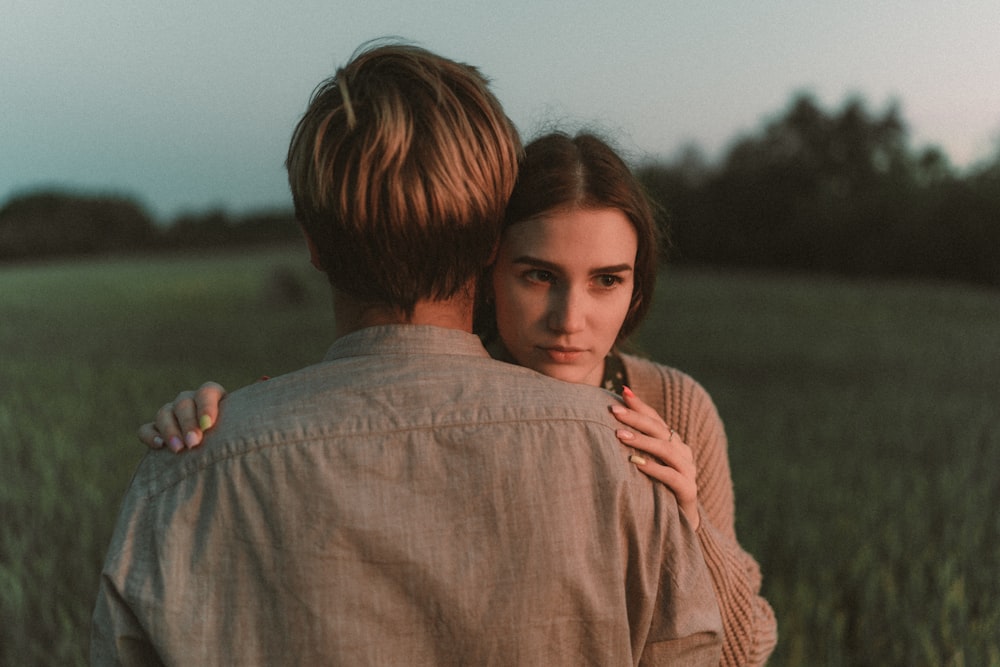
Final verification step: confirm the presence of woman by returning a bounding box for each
[141,131,777,666]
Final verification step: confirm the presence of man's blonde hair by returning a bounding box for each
[286,41,521,314]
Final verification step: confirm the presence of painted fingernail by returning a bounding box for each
[617,429,635,441]
[168,436,183,453]
[629,454,647,465]
[622,386,635,398]
[610,404,626,415]
[199,414,214,431]
[152,436,164,449]
[184,431,200,448]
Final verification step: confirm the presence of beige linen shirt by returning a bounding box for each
[92,325,722,665]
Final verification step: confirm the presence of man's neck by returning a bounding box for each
[332,288,475,338]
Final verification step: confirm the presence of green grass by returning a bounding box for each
[2,246,998,665]
[635,267,1000,666]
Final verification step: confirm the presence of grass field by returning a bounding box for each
[2,243,998,666]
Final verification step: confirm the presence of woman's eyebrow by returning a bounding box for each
[511,255,633,274]
[510,255,561,270]
[590,263,634,274]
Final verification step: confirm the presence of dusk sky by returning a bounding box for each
[4,1,1000,221]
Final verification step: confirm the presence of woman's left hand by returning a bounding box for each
[611,386,700,530]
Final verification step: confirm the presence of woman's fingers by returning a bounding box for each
[614,387,671,439]
[630,456,688,491]
[153,399,186,452]
[617,425,695,476]
[610,404,672,451]
[612,390,700,529]
[627,449,701,530]
[141,382,229,454]
[138,422,164,449]
[194,381,226,433]
[621,386,661,419]
[170,382,227,450]
[170,391,202,449]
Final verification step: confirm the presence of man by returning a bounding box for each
[92,41,723,665]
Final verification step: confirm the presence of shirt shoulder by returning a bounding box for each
[128,353,628,498]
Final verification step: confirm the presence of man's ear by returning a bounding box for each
[301,226,324,272]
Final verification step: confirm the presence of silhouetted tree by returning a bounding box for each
[161,209,233,247]
[638,92,1000,287]
[0,191,155,259]
[160,208,299,248]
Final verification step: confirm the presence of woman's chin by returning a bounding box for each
[528,362,600,387]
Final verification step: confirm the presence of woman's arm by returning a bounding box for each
[619,359,777,666]
[682,393,777,667]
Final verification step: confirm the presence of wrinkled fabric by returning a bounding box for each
[92,325,723,666]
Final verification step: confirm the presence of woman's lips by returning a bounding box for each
[540,346,586,363]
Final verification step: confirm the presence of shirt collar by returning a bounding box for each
[323,325,491,362]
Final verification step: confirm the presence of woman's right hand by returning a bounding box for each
[138,381,227,452]
[612,386,701,531]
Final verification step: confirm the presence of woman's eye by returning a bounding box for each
[525,269,554,283]
[596,275,622,288]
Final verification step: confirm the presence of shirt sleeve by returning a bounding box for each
[91,468,166,667]
[91,563,164,666]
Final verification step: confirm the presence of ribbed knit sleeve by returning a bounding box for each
[623,355,777,667]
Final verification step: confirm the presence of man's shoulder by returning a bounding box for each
[129,355,626,494]
[210,353,623,443]
[268,351,621,418]
[435,356,626,425]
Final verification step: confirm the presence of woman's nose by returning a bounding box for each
[547,287,586,334]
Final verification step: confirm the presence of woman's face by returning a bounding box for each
[492,207,638,386]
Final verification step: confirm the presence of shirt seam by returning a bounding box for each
[139,413,621,500]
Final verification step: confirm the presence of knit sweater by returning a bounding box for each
[623,354,777,667]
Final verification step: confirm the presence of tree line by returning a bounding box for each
[0,193,300,260]
[637,93,1000,287]
[3,92,999,287]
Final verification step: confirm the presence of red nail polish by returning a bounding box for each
[622,386,634,398]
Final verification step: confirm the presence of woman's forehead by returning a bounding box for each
[501,208,638,261]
